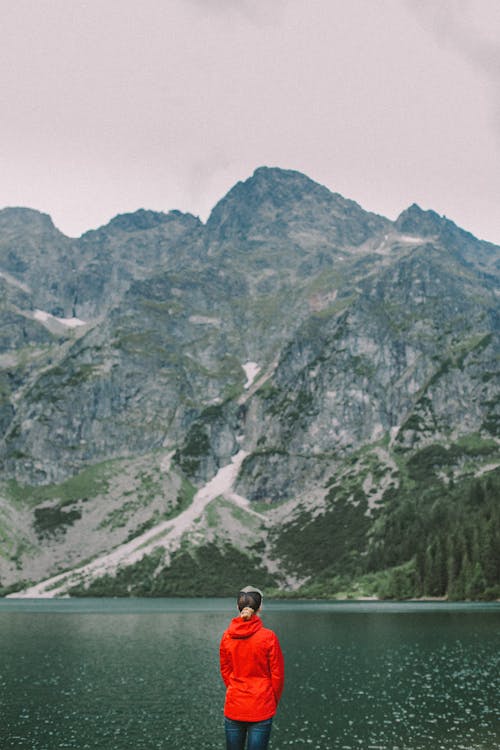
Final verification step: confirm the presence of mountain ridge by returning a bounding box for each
[0,167,498,600]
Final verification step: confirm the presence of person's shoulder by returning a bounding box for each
[259,625,280,641]
[220,628,231,643]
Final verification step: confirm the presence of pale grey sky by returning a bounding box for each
[1,0,499,243]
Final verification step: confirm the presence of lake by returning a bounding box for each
[0,599,498,749]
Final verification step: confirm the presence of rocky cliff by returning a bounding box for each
[1,168,498,599]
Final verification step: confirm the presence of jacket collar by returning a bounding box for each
[227,614,263,639]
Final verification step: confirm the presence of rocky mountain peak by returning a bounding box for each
[206,166,331,231]
[0,207,73,296]
[395,203,449,236]
[395,202,498,275]
[395,203,480,246]
[206,166,389,249]
[0,206,62,238]
[86,208,202,237]
[208,166,362,220]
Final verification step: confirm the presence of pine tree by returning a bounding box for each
[424,542,447,597]
[466,561,486,599]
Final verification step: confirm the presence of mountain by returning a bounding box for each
[0,167,499,600]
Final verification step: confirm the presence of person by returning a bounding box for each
[219,585,285,750]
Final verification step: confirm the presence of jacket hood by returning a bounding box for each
[227,614,263,639]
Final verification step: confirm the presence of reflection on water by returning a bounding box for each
[0,600,498,749]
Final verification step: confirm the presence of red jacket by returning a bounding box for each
[220,614,285,722]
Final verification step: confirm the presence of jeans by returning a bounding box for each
[224,716,273,750]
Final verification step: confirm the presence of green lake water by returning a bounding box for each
[0,599,498,749]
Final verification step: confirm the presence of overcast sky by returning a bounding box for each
[1,0,499,243]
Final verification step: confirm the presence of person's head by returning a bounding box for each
[237,585,263,620]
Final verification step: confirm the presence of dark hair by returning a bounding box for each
[237,590,262,613]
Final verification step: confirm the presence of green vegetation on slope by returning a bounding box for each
[274,438,500,601]
[69,543,277,597]
[366,466,500,601]
[4,460,114,508]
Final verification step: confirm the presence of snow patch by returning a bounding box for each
[238,356,280,405]
[33,310,52,323]
[372,232,426,256]
[242,362,261,389]
[398,234,427,244]
[59,317,87,328]
[34,310,86,328]
[188,315,221,325]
